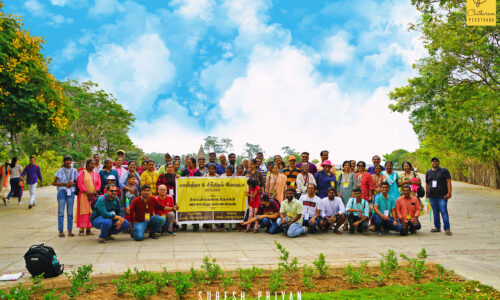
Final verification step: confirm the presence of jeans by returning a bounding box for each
[27,182,37,205]
[429,197,450,231]
[347,213,369,233]
[132,215,166,241]
[400,220,421,236]
[7,178,22,202]
[372,214,402,233]
[92,216,129,239]
[160,212,175,232]
[302,217,321,234]
[277,218,305,238]
[57,189,74,232]
[259,217,278,234]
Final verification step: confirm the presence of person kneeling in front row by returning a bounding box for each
[345,188,369,234]
[130,185,167,241]
[277,188,307,237]
[397,185,422,236]
[240,193,280,234]
[372,182,402,236]
[90,184,129,243]
[155,184,178,236]
[319,187,346,234]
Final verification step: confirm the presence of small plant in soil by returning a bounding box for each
[237,267,262,291]
[434,263,455,283]
[302,265,316,290]
[201,256,224,283]
[380,249,399,278]
[65,264,95,299]
[189,267,205,284]
[173,272,193,299]
[129,282,156,300]
[221,271,236,291]
[313,253,329,278]
[274,240,298,272]
[42,289,60,300]
[345,261,370,285]
[269,269,285,293]
[400,248,427,281]
[152,269,172,291]
[134,267,154,283]
[0,283,33,300]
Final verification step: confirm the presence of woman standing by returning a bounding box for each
[338,160,357,231]
[371,164,386,199]
[356,161,374,202]
[235,165,245,177]
[0,161,11,205]
[119,160,140,190]
[52,155,79,237]
[113,157,127,181]
[398,161,421,197]
[99,158,119,194]
[140,160,159,195]
[243,159,264,190]
[274,155,285,172]
[265,163,287,203]
[6,157,23,204]
[382,161,399,201]
[76,159,101,236]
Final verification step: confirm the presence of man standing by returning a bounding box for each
[299,183,322,233]
[345,188,369,234]
[157,153,172,175]
[240,194,280,234]
[90,184,129,243]
[20,155,43,209]
[197,156,208,176]
[426,157,452,235]
[216,154,228,175]
[93,154,103,173]
[155,185,178,236]
[130,185,167,241]
[277,189,307,237]
[282,156,301,190]
[367,155,385,174]
[256,152,268,176]
[372,182,402,236]
[396,185,422,236]
[242,159,250,172]
[316,150,332,173]
[319,187,345,234]
[296,152,318,175]
[228,153,237,170]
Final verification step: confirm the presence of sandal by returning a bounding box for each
[68,232,75,237]
[79,231,86,236]
[430,228,441,233]
[106,235,115,240]
[98,238,107,243]
[445,230,452,235]
[58,232,65,237]
[86,230,95,235]
[253,230,258,233]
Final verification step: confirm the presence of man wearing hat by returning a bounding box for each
[116,150,129,168]
[314,160,337,198]
[426,157,452,235]
[282,156,301,191]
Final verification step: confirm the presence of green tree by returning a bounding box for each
[383,149,410,170]
[0,4,72,154]
[281,146,296,157]
[202,136,233,154]
[389,0,500,187]
[242,143,263,159]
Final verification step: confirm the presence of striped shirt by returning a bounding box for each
[282,167,301,189]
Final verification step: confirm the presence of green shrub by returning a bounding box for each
[400,248,427,281]
[201,256,224,283]
[274,240,298,272]
[129,282,156,300]
[313,253,329,278]
[345,261,369,285]
[42,289,60,300]
[173,272,192,299]
[65,264,95,299]
[237,267,262,292]
[269,269,285,293]
[302,265,316,290]
[189,267,205,284]
[221,272,236,291]
[380,249,399,278]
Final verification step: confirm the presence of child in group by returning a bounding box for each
[122,174,138,230]
[244,178,260,233]
[103,175,121,198]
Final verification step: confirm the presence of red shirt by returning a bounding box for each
[248,186,261,208]
[130,196,164,224]
[396,196,421,222]
[155,195,174,216]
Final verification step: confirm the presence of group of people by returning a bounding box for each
[0,156,43,209]
[1,149,453,242]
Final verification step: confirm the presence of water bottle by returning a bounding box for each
[125,197,130,207]
[51,255,59,267]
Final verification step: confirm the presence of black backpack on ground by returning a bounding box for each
[24,244,64,278]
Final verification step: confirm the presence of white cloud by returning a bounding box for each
[86,34,176,114]
[50,0,69,6]
[89,0,124,16]
[50,14,73,25]
[171,0,215,22]
[322,30,356,64]
[24,0,45,16]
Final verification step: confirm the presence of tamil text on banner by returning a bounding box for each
[176,177,247,224]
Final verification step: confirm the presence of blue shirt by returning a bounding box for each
[90,195,124,222]
[215,163,225,175]
[314,171,336,198]
[346,198,369,218]
[99,169,119,194]
[374,193,396,217]
[54,167,79,192]
[21,164,43,185]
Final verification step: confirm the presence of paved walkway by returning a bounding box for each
[0,179,499,290]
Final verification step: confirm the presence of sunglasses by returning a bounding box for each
[109,190,117,193]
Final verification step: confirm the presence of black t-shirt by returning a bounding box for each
[425,167,451,198]
[257,200,280,216]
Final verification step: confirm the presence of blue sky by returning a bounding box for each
[9,0,425,162]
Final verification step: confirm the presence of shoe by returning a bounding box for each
[105,235,115,240]
[28,205,32,209]
[58,232,65,237]
[376,231,382,237]
[98,238,107,243]
[302,226,308,235]
[445,230,452,236]
[86,230,95,235]
[68,232,75,237]
[168,231,176,236]
[149,234,160,239]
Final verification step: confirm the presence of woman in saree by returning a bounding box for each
[338,160,357,231]
[382,161,400,201]
[113,157,127,181]
[76,159,101,236]
[371,164,386,199]
[265,163,287,203]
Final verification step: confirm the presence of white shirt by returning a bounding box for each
[295,173,316,195]
[298,194,322,220]
[320,196,345,217]
[259,164,268,176]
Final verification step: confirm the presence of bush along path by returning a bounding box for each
[1,243,499,299]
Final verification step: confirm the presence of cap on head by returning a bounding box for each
[288,155,296,161]
[107,175,116,181]
[431,157,439,162]
[321,160,332,167]
[117,150,125,155]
